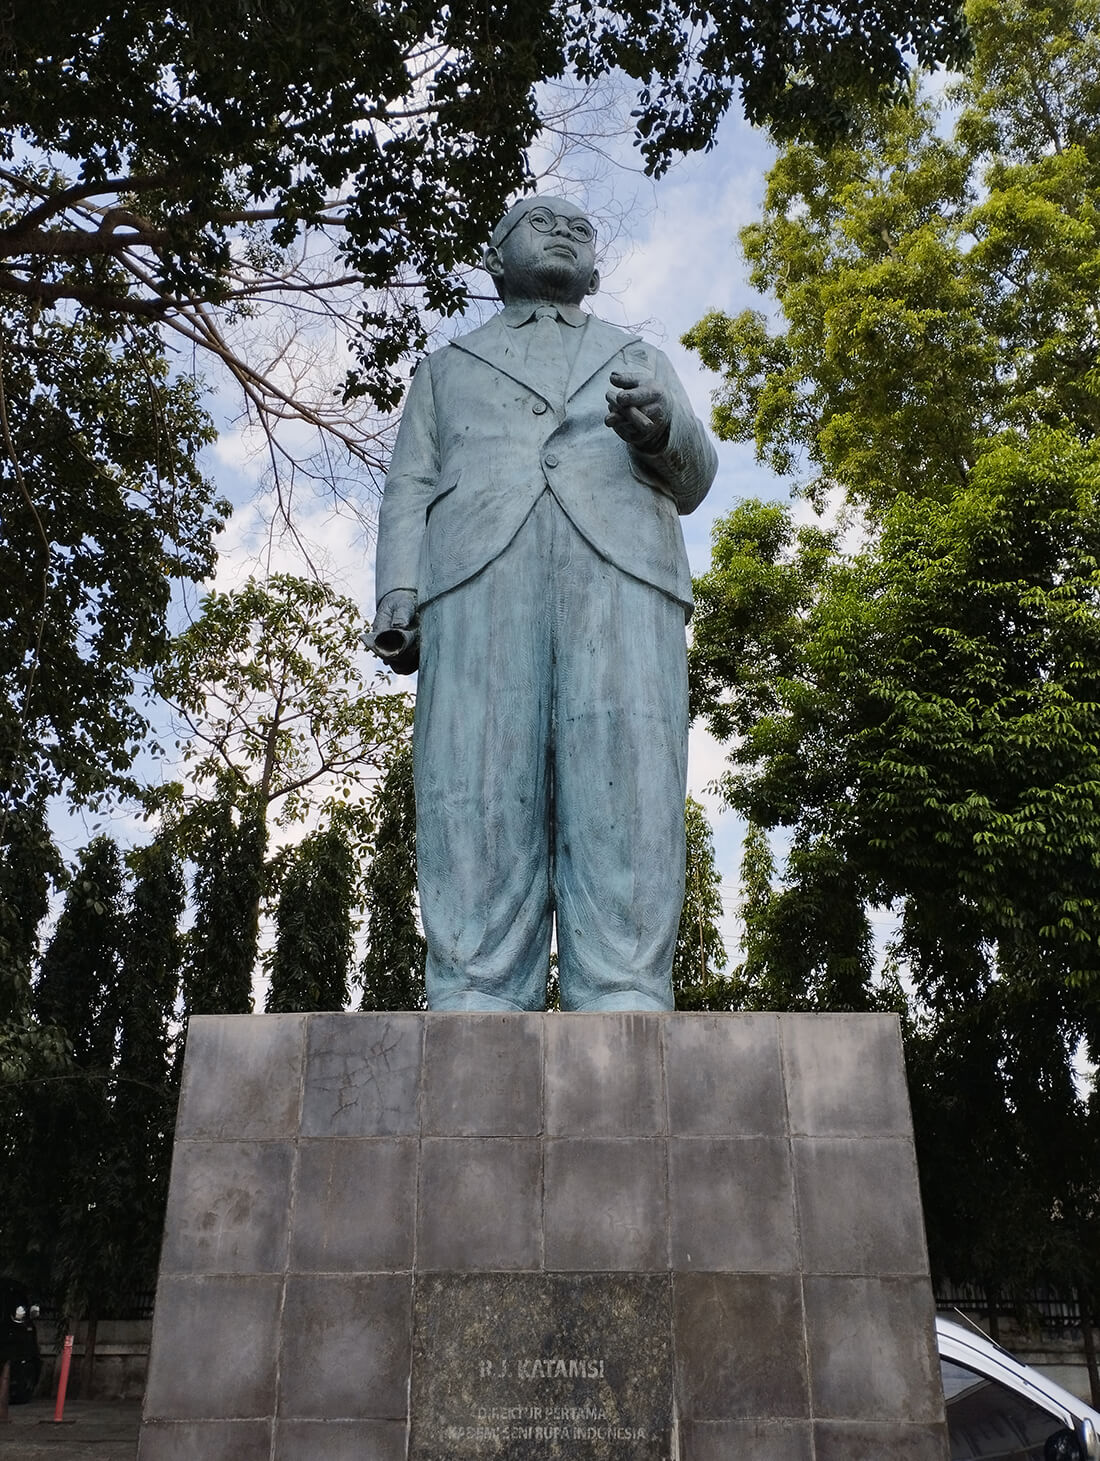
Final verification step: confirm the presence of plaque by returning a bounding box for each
[410,1273,674,1459]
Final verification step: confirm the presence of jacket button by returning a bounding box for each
[532,400,548,415]
[544,454,559,468]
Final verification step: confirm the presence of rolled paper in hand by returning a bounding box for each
[366,624,420,675]
[371,626,417,658]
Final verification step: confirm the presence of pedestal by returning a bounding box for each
[138,1012,949,1459]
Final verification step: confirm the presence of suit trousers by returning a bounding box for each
[414,489,687,1011]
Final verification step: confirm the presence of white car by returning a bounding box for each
[938,1313,1100,1460]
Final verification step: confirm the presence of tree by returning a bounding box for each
[0,1,970,466]
[111,839,186,1291]
[182,794,266,1018]
[33,838,123,1070]
[684,0,1100,1298]
[672,797,730,1010]
[8,838,126,1384]
[0,799,66,1083]
[359,744,425,1011]
[0,297,224,818]
[266,821,357,1013]
[1,835,187,1392]
[158,574,411,1015]
[723,821,874,1014]
[157,574,412,831]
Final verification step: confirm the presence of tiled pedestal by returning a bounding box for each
[138,1012,949,1459]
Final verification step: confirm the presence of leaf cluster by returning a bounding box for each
[0,2,969,412]
[672,796,730,1010]
[686,1,1100,513]
[1,834,185,1316]
[0,298,225,811]
[155,573,413,829]
[685,0,1100,1296]
[359,743,426,1012]
[267,821,357,1013]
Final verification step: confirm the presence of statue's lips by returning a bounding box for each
[544,241,578,260]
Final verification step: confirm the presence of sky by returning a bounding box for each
[55,98,789,968]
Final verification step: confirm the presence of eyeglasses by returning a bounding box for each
[525,208,596,243]
[498,207,596,246]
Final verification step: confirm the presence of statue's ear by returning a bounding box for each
[586,268,601,297]
[484,245,504,281]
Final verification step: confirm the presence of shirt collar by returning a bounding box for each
[501,300,589,329]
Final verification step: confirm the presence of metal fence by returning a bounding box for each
[935,1281,1095,1339]
[35,1290,156,1324]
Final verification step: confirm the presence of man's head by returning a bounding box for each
[484,197,600,306]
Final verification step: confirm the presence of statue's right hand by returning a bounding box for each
[367,589,419,671]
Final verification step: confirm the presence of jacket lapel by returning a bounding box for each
[566,316,641,399]
[449,313,641,406]
[449,316,544,400]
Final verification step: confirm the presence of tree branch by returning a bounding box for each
[0,269,171,317]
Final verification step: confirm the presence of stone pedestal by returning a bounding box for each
[138,1012,949,1460]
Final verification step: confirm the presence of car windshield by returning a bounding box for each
[943,1357,1074,1460]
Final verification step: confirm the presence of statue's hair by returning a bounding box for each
[488,196,551,247]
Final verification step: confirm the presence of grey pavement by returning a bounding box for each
[0,1398,140,1459]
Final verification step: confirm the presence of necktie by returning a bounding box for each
[528,305,567,405]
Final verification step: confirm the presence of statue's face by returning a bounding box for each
[486,199,599,305]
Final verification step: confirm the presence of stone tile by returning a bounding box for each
[673,1273,808,1421]
[669,1137,796,1272]
[138,1420,272,1460]
[159,1141,293,1275]
[545,1014,665,1136]
[290,1138,416,1272]
[814,1420,950,1460]
[177,1016,304,1141]
[794,1137,929,1276]
[804,1276,945,1423]
[679,1419,813,1461]
[544,1138,666,1271]
[781,1014,911,1136]
[144,1275,282,1420]
[418,1139,540,1270]
[422,1014,542,1135]
[301,1013,423,1137]
[276,1420,408,1460]
[664,1014,785,1136]
[279,1273,412,1420]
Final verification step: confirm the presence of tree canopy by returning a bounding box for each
[267,821,357,1013]
[359,744,426,1011]
[0,0,970,439]
[156,574,411,1016]
[685,0,1100,1300]
[671,796,730,1010]
[0,300,224,815]
[2,834,186,1350]
[156,573,412,831]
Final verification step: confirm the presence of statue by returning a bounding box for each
[369,196,717,1011]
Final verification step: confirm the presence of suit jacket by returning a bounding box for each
[374,309,718,617]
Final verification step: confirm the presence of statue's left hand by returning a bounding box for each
[605,372,670,450]
[366,588,420,674]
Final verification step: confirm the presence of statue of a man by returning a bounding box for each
[369,197,717,1011]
